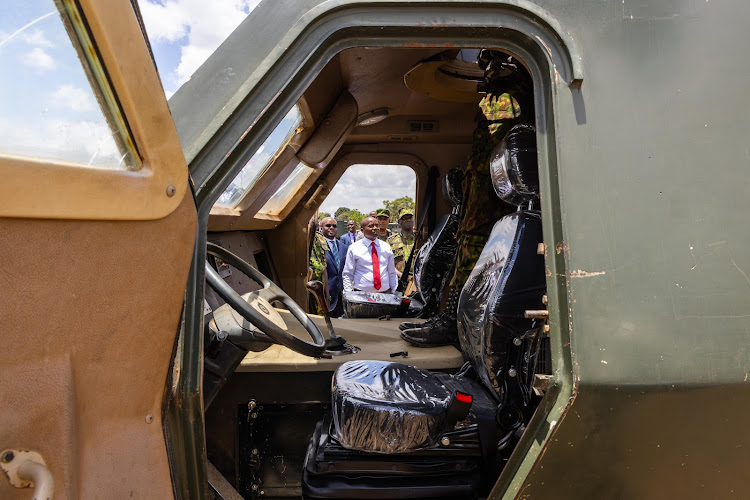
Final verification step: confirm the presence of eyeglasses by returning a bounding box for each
[324,224,337,228]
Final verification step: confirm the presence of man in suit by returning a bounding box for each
[310,217,350,317]
[340,219,362,246]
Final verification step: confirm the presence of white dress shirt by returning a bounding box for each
[342,237,398,292]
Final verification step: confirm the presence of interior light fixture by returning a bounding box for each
[357,108,389,126]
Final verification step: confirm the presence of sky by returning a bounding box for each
[0,0,415,210]
[136,0,416,212]
[0,0,132,168]
[319,165,416,216]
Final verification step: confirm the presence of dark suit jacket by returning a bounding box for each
[339,232,360,246]
[324,237,350,312]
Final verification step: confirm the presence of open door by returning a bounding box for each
[0,1,195,498]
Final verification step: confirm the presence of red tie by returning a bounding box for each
[371,241,381,290]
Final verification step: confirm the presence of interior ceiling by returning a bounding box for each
[335,47,480,144]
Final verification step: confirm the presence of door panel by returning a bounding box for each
[0,1,196,498]
[0,196,196,498]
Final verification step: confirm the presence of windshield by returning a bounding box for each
[257,161,315,216]
[137,0,258,98]
[214,105,303,208]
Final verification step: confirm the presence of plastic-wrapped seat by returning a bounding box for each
[303,125,546,499]
[331,360,496,453]
[411,167,462,315]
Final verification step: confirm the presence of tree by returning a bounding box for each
[318,211,331,220]
[337,208,366,224]
[382,196,416,222]
[334,206,351,218]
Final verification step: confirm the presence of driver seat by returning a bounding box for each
[302,125,545,499]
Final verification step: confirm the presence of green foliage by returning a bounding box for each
[334,206,351,218]
[318,211,331,220]
[336,208,366,224]
[382,196,416,222]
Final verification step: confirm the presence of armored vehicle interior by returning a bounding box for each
[199,46,551,499]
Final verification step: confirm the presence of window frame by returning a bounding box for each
[0,0,188,221]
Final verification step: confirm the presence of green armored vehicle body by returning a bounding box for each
[1,1,749,499]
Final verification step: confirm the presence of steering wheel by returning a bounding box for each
[204,242,326,357]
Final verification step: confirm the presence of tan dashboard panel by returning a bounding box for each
[237,311,464,372]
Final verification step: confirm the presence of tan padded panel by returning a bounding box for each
[238,311,464,373]
[0,191,196,499]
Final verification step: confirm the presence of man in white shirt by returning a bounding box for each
[343,217,398,293]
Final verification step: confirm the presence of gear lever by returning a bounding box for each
[305,281,347,350]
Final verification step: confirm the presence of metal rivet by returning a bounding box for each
[145,413,154,424]
[513,337,522,346]
[441,437,450,446]
[508,368,517,378]
[251,448,258,455]
[166,184,176,197]
[1,451,14,463]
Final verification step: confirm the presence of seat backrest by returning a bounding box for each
[412,168,462,313]
[457,124,545,401]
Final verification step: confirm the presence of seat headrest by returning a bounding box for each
[441,168,463,207]
[489,124,539,205]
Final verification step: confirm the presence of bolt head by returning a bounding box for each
[513,337,522,346]
[508,368,517,377]
[145,413,154,424]
[166,184,176,197]
[440,437,451,446]
[1,451,14,463]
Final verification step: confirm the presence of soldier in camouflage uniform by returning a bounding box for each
[388,208,416,278]
[375,208,392,241]
[401,51,532,347]
[309,231,330,315]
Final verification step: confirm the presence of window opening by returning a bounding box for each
[214,104,303,208]
[0,0,138,169]
[257,161,315,216]
[319,164,416,225]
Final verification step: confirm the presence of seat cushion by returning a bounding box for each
[331,360,495,453]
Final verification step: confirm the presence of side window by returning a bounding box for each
[215,105,303,208]
[319,164,416,224]
[256,161,315,216]
[0,0,138,169]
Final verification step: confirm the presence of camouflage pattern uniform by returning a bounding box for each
[377,230,391,242]
[309,232,330,314]
[449,92,521,290]
[388,232,416,273]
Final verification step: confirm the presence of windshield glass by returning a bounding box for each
[257,161,315,216]
[214,105,302,208]
[137,0,258,98]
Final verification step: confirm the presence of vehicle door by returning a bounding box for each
[0,1,195,498]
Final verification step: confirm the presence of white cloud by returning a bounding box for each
[51,85,96,112]
[23,47,55,71]
[21,28,54,48]
[0,115,125,168]
[139,0,261,88]
[319,165,417,215]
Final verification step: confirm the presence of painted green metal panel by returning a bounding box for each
[169,0,750,497]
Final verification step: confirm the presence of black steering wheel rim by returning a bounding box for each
[205,243,326,357]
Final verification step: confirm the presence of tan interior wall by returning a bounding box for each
[0,191,197,499]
